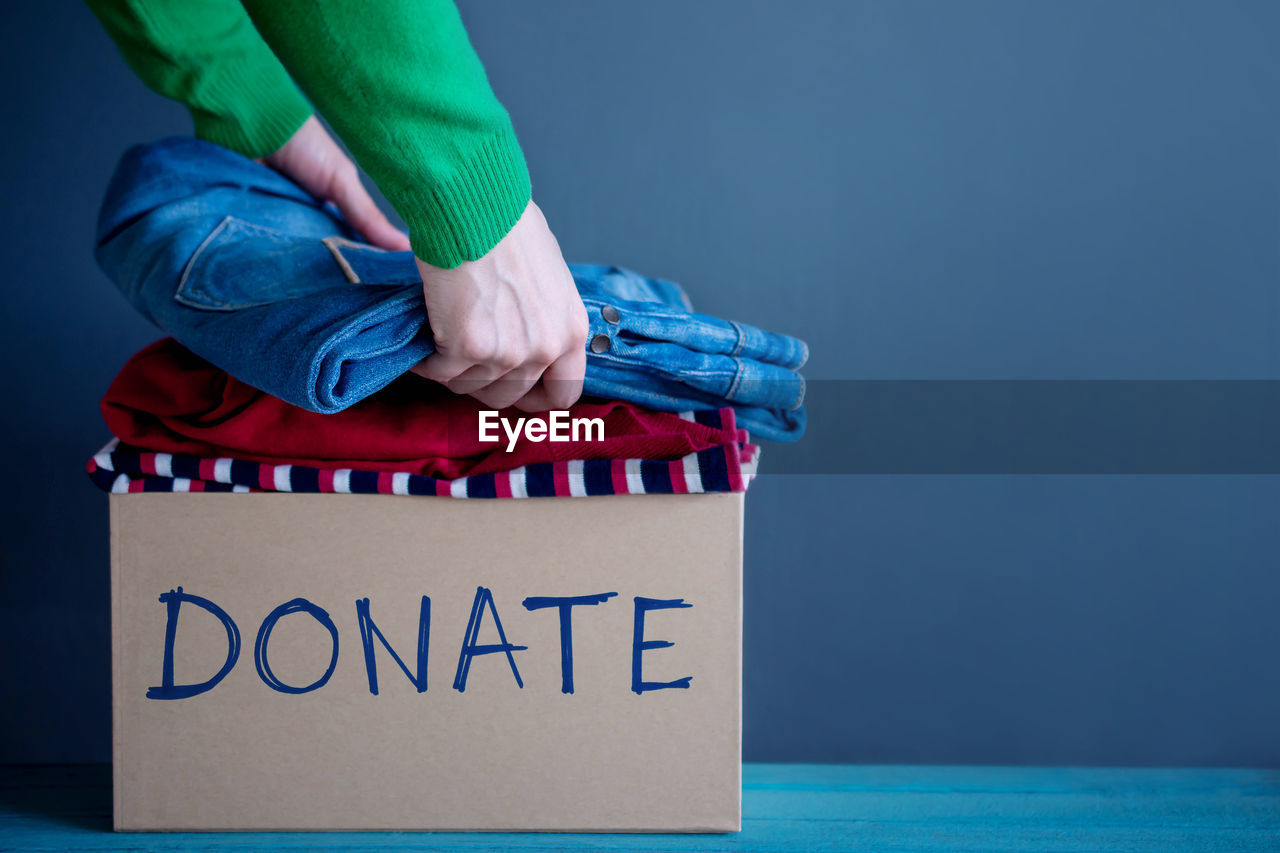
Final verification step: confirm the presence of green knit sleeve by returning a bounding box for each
[84,0,313,158]
[239,0,532,268]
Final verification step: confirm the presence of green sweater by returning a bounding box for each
[85,0,530,268]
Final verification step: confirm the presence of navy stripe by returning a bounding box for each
[525,463,557,497]
[695,447,730,492]
[693,408,722,429]
[229,459,258,486]
[468,472,497,499]
[639,459,673,493]
[112,447,142,474]
[407,475,435,496]
[583,458,614,496]
[290,466,320,493]
[348,469,380,494]
[170,454,202,480]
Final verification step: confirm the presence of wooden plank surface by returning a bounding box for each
[1,764,1277,851]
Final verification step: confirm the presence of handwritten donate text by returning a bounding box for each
[144,587,693,699]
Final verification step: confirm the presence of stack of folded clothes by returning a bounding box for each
[86,139,807,497]
[88,339,759,497]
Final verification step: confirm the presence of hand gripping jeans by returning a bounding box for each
[95,138,807,441]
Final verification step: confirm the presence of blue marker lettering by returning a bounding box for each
[356,596,430,695]
[254,598,339,694]
[631,597,693,695]
[522,593,617,693]
[453,587,527,692]
[146,587,240,700]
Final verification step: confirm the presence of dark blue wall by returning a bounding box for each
[1,0,1276,765]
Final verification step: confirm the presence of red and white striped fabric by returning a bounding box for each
[87,435,760,499]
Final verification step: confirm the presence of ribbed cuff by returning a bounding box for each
[399,127,533,269]
[189,63,313,160]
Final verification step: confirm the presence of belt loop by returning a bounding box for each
[724,358,744,403]
[728,320,746,357]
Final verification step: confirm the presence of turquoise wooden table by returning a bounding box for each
[2,764,1277,851]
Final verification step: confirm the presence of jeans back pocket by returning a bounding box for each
[174,216,359,312]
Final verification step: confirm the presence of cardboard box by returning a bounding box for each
[109,491,743,832]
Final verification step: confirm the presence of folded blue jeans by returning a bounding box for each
[95,138,807,440]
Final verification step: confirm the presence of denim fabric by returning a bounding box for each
[95,138,807,440]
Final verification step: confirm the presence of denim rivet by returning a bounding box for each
[601,305,620,324]
[589,333,611,354]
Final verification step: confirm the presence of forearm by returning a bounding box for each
[84,0,312,157]
[240,0,531,267]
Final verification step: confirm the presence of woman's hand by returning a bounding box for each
[267,119,586,412]
[261,116,411,251]
[410,201,588,413]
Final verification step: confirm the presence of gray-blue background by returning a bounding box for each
[1,0,1276,765]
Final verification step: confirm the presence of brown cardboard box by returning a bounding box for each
[109,491,743,832]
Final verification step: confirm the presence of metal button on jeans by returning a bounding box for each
[589,333,611,354]
[601,305,620,324]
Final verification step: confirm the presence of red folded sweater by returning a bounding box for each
[102,339,747,481]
